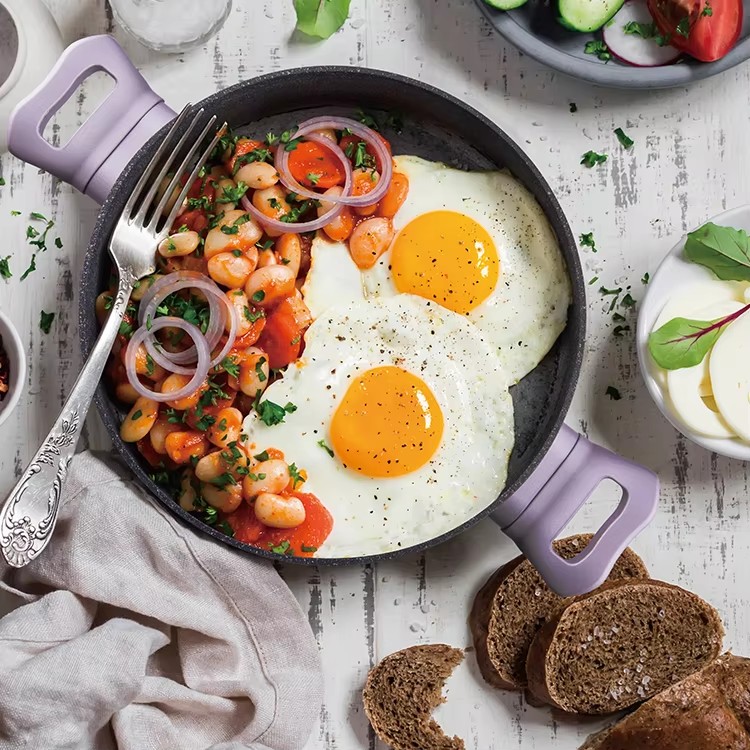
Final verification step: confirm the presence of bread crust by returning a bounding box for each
[580,654,750,750]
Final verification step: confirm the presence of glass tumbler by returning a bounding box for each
[109,0,233,54]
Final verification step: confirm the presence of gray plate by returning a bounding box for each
[475,0,750,88]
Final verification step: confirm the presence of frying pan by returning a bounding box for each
[7,36,659,596]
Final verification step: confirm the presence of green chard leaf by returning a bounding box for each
[648,307,749,370]
[684,222,750,280]
[294,0,352,39]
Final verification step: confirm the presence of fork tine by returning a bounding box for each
[151,116,223,235]
[122,105,193,220]
[133,107,207,226]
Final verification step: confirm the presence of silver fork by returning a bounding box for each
[0,105,225,568]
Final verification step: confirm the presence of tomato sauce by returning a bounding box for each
[227,490,333,558]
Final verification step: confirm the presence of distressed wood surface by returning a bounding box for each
[1,1,750,748]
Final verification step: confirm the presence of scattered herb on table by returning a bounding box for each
[589,276,599,285]
[39,310,55,334]
[10,210,20,217]
[0,178,5,186]
[584,40,612,62]
[20,255,36,281]
[613,325,630,337]
[581,150,608,168]
[613,312,626,323]
[580,232,597,252]
[0,257,10,280]
[620,292,636,308]
[606,386,622,401]
[614,127,634,149]
[642,272,650,285]
[569,102,578,113]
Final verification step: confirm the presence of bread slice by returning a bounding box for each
[580,654,750,749]
[363,644,465,750]
[526,579,725,715]
[469,534,649,690]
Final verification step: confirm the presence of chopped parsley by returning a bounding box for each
[581,150,608,168]
[0,256,11,280]
[220,224,239,235]
[614,127,634,149]
[584,40,612,62]
[579,232,597,252]
[676,16,690,37]
[613,325,630,337]
[269,540,293,555]
[209,472,238,489]
[187,195,212,211]
[569,102,578,113]
[55,237,63,249]
[306,172,321,186]
[39,310,55,334]
[131,409,143,421]
[233,148,273,174]
[317,439,334,458]
[606,386,622,401]
[599,286,622,296]
[10,210,20,216]
[0,178,4,186]
[612,312,626,323]
[288,462,303,488]
[156,292,211,334]
[589,276,599,285]
[244,306,264,323]
[20,255,37,281]
[253,450,270,461]
[620,292,636,308]
[254,397,298,427]
[301,545,318,553]
[166,408,184,424]
[252,290,265,303]
[642,272,650,285]
[256,357,268,382]
[216,181,249,204]
[356,109,380,130]
[222,356,240,379]
[702,1,713,16]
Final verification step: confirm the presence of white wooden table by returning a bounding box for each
[2,1,750,748]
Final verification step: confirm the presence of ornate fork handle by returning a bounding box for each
[0,272,135,567]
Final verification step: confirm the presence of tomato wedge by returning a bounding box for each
[287,141,346,189]
[339,132,392,174]
[648,0,742,61]
[255,296,311,369]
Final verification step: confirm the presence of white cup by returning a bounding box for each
[0,0,64,154]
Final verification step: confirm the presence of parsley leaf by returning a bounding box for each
[222,356,240,379]
[255,397,298,426]
[642,272,650,285]
[614,127,634,149]
[702,1,713,15]
[269,540,293,555]
[301,544,318,553]
[20,254,36,281]
[569,102,578,113]
[579,232,597,252]
[581,150,608,168]
[317,439,334,457]
[584,40,612,62]
[288,463,303,488]
[253,450,270,461]
[39,310,55,334]
[0,256,11,280]
[216,180,249,204]
[606,386,622,401]
[676,16,690,37]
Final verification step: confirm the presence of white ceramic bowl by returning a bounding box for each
[637,204,750,461]
[0,310,26,427]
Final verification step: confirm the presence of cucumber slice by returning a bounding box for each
[557,0,625,32]
[483,0,529,11]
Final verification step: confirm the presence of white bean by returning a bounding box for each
[242,459,290,498]
[254,493,306,529]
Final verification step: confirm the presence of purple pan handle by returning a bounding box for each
[7,35,176,204]
[493,425,658,597]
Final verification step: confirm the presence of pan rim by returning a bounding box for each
[80,65,585,566]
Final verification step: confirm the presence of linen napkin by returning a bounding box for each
[0,451,323,750]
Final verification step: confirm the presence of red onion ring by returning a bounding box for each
[240,181,345,236]
[275,117,393,208]
[138,271,238,369]
[125,317,210,403]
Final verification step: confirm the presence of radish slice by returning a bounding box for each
[603,0,681,67]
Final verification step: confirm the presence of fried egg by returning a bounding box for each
[362,156,571,384]
[243,295,514,557]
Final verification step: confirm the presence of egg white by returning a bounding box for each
[243,295,515,557]
[361,155,571,384]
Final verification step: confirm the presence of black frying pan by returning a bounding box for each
[8,35,658,595]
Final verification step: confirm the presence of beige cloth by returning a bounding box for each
[0,452,323,750]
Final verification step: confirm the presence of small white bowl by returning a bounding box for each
[0,310,26,427]
[637,204,750,461]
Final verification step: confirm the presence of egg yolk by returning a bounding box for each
[330,366,444,478]
[390,210,500,315]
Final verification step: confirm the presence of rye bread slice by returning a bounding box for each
[469,534,649,690]
[526,579,725,715]
[363,644,465,750]
[580,654,750,750]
